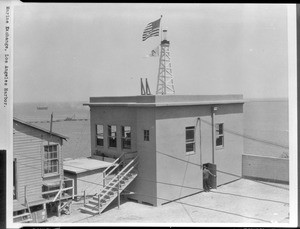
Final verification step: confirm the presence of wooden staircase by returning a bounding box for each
[79,152,138,215]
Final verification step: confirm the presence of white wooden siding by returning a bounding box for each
[13,121,64,204]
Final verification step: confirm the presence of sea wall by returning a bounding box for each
[242,154,289,184]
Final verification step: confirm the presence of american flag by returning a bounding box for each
[142,18,161,41]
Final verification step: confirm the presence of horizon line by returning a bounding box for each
[14,96,289,104]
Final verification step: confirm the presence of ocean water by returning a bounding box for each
[14,101,91,159]
[13,99,289,159]
[243,99,289,158]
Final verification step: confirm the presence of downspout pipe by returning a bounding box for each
[211,106,218,164]
[196,117,202,169]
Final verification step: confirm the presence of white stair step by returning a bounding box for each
[104,185,118,190]
[110,180,126,186]
[82,168,138,215]
[120,172,133,177]
[93,196,104,201]
[102,194,111,199]
[93,194,113,201]
[92,193,114,201]
[101,190,115,195]
[89,199,107,205]
[79,206,99,215]
[84,203,101,210]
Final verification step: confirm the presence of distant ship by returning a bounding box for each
[64,114,76,121]
[37,106,48,110]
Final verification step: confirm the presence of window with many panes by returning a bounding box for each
[144,130,150,141]
[96,124,104,146]
[216,123,224,148]
[122,126,131,149]
[185,126,195,153]
[44,145,59,174]
[108,125,117,147]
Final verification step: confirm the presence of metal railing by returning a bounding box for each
[95,155,139,213]
[99,156,138,211]
[102,151,137,187]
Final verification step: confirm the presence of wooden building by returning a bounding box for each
[13,118,74,223]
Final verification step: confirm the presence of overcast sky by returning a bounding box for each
[13,3,289,103]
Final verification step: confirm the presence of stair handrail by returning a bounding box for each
[99,156,138,201]
[102,155,138,190]
[102,152,124,174]
[102,151,126,180]
[117,162,138,186]
[122,151,138,165]
[99,164,137,204]
[102,151,137,176]
[87,164,138,214]
[102,151,138,187]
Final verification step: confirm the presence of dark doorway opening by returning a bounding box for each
[203,163,217,189]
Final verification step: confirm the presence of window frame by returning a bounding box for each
[121,126,132,149]
[13,158,17,200]
[96,124,104,147]
[144,130,150,141]
[108,125,117,148]
[43,144,60,176]
[185,126,195,154]
[215,123,224,149]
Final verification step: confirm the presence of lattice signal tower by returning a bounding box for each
[156,29,175,95]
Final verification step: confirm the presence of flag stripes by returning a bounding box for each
[142,18,161,41]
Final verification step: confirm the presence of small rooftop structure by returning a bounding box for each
[63,157,115,174]
[63,157,117,198]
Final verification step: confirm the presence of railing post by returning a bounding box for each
[117,174,120,209]
[24,185,27,204]
[98,194,101,214]
[84,190,86,205]
[72,179,74,200]
[103,172,106,188]
[58,180,63,217]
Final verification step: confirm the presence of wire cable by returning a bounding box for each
[199,118,289,149]
[156,150,289,191]
[16,151,289,191]
[178,155,195,222]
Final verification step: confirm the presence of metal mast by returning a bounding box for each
[156,29,175,95]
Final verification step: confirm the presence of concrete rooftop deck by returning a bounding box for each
[84,94,245,107]
[46,178,290,225]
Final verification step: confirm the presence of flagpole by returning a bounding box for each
[160,15,163,42]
